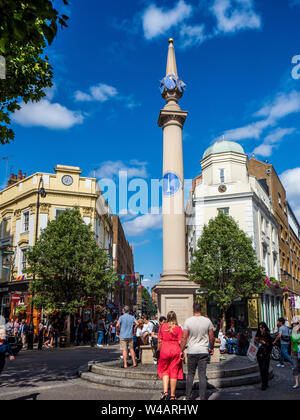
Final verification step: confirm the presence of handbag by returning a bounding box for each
[247,341,259,362]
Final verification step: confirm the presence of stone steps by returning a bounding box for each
[79,360,273,390]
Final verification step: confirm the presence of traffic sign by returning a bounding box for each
[12,294,21,302]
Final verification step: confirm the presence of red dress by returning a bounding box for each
[157,324,183,380]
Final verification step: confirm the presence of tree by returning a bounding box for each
[189,212,266,332]
[0,0,69,143]
[142,287,157,316]
[25,208,114,344]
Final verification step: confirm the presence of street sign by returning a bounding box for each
[12,294,21,302]
[2,251,14,255]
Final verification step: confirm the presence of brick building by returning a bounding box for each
[112,215,136,310]
[248,158,300,322]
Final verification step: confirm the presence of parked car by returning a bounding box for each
[6,335,23,356]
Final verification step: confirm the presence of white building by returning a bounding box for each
[186,140,283,332]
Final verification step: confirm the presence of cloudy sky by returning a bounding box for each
[4,0,300,290]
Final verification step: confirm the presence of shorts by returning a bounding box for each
[120,338,134,351]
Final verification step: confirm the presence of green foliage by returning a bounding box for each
[25,208,115,315]
[142,287,157,316]
[190,212,266,314]
[0,0,69,143]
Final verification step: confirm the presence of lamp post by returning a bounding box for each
[27,177,47,350]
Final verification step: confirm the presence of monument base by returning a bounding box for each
[154,278,199,326]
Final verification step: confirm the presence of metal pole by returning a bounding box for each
[27,177,43,350]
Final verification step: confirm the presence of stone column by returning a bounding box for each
[154,39,198,326]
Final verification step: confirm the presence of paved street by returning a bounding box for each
[0,345,300,400]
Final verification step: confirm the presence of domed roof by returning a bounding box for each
[203,140,245,159]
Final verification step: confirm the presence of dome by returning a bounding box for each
[203,140,245,159]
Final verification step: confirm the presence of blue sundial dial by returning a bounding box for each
[163,172,181,196]
[159,74,186,94]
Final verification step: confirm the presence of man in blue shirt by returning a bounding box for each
[116,306,137,368]
[0,337,14,375]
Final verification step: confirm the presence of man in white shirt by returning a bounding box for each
[141,315,154,344]
[180,302,215,400]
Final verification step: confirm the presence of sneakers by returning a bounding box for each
[276,364,284,368]
[97,344,103,348]
[292,385,299,389]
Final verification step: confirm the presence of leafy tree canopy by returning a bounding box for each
[25,208,115,315]
[189,212,266,315]
[0,0,69,143]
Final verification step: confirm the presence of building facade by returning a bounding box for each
[248,158,300,322]
[112,215,136,310]
[0,165,113,322]
[186,141,283,333]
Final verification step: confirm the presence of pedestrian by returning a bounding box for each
[13,319,20,337]
[110,322,116,343]
[0,337,14,375]
[290,319,300,390]
[254,322,273,391]
[104,318,110,346]
[20,319,28,349]
[273,317,293,368]
[87,319,96,347]
[157,311,183,400]
[141,314,154,345]
[5,318,14,336]
[38,320,45,350]
[151,316,166,364]
[96,316,106,348]
[116,306,137,369]
[52,319,59,348]
[180,303,215,401]
[226,331,238,354]
[75,318,84,346]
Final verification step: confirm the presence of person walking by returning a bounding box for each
[0,337,14,375]
[157,311,183,400]
[273,317,293,368]
[38,320,45,350]
[290,319,300,390]
[254,322,273,390]
[116,306,137,369]
[96,316,106,348]
[20,319,28,349]
[180,303,215,401]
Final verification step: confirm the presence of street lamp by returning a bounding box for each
[27,177,47,350]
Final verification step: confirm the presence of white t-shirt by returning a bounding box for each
[183,316,214,355]
[136,326,144,337]
[142,322,154,335]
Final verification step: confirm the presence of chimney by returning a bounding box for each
[7,171,26,187]
[18,170,22,180]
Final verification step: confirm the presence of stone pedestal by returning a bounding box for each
[154,280,198,326]
[140,345,154,365]
[210,343,221,364]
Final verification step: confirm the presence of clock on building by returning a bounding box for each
[218,184,227,193]
[62,175,73,186]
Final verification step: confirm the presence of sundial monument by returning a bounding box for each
[154,39,198,326]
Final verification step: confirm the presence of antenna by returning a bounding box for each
[2,156,13,180]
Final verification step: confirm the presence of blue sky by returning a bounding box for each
[3,0,300,291]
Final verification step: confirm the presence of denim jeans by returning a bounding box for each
[186,354,208,400]
[97,331,104,345]
[280,343,293,365]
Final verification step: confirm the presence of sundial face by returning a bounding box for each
[163,172,181,196]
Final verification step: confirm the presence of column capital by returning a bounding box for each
[158,109,188,128]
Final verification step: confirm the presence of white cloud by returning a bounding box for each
[253,127,295,157]
[123,208,162,236]
[211,0,262,34]
[179,24,207,48]
[223,90,300,147]
[75,83,118,103]
[281,168,300,221]
[94,160,149,179]
[143,0,193,40]
[12,99,84,130]
[254,91,300,120]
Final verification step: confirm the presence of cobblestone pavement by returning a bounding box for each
[0,346,299,400]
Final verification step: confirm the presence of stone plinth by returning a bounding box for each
[140,345,154,365]
[210,343,221,364]
[154,279,199,326]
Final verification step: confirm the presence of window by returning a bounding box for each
[278,193,281,205]
[218,208,229,216]
[21,249,27,271]
[55,208,67,218]
[220,169,225,184]
[2,217,11,239]
[22,211,29,232]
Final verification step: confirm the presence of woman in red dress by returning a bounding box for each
[157,311,183,400]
